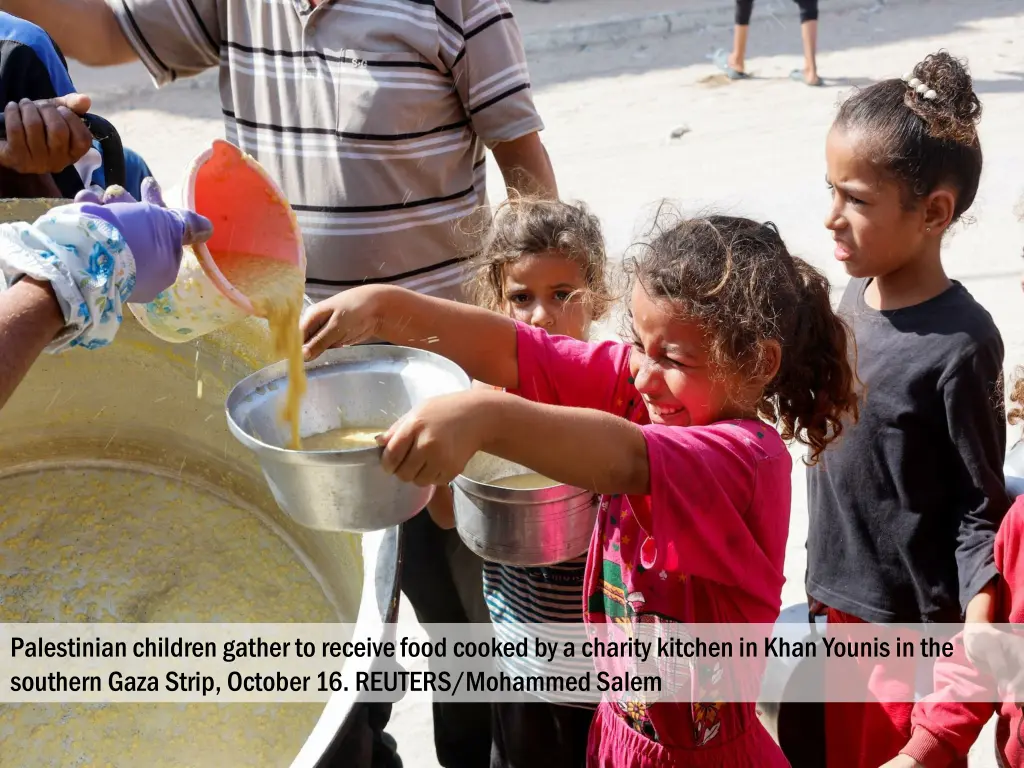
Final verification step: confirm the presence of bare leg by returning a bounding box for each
[800,20,819,83]
[729,25,750,73]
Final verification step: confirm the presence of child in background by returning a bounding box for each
[807,51,1011,768]
[883,370,1024,768]
[302,212,858,767]
[424,198,611,768]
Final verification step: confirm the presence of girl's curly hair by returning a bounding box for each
[1010,367,1024,427]
[468,197,613,320]
[627,211,859,463]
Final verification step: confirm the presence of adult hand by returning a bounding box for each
[301,286,385,361]
[73,178,213,303]
[0,94,93,175]
[379,391,490,487]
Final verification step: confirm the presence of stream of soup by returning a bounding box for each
[216,252,307,450]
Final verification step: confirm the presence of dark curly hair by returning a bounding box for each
[1010,367,1024,428]
[627,212,858,464]
[833,51,983,223]
[468,196,612,321]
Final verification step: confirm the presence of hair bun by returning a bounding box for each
[906,51,981,144]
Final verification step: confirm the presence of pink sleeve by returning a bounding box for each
[902,501,1024,765]
[903,635,998,767]
[637,422,789,601]
[511,321,636,416]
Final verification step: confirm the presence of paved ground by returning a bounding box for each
[58,0,1024,764]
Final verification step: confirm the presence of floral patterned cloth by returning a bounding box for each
[0,205,137,352]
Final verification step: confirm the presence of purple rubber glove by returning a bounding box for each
[73,178,213,303]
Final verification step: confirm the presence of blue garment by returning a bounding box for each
[0,11,151,200]
[0,11,76,97]
[89,147,153,201]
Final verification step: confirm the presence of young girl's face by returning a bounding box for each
[628,283,739,428]
[824,127,929,279]
[501,252,591,341]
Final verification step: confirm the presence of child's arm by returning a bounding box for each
[380,389,785,597]
[942,342,1010,615]
[893,633,999,768]
[380,388,649,496]
[894,500,1024,767]
[301,285,519,390]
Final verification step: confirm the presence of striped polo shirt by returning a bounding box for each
[108,0,544,301]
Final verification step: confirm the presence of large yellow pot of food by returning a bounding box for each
[0,306,401,767]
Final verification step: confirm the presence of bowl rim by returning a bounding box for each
[225,344,471,464]
[450,450,593,505]
[452,461,594,503]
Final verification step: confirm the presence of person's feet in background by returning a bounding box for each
[723,0,823,86]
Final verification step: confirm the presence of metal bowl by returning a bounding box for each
[452,453,599,566]
[226,345,470,533]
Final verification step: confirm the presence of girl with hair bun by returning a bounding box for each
[807,51,1011,767]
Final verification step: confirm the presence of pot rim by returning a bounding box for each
[452,478,596,506]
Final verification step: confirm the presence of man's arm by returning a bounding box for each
[0,277,64,410]
[444,2,555,197]
[0,0,137,66]
[492,132,558,200]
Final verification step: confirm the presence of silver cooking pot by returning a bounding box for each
[0,307,401,768]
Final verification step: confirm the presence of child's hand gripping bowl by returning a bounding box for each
[377,391,493,487]
[300,285,385,361]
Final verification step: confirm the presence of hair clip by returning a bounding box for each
[901,70,938,101]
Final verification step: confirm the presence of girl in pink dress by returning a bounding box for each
[302,213,860,768]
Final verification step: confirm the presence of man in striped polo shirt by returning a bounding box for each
[8,1,557,766]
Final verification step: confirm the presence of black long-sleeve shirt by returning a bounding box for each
[807,278,1009,623]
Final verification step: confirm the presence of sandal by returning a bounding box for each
[790,69,824,87]
[714,49,750,80]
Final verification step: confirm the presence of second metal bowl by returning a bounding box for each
[452,453,599,567]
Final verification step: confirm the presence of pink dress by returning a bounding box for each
[512,322,792,768]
